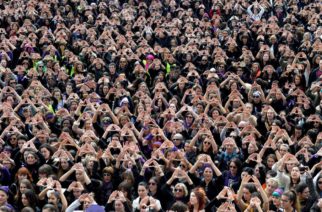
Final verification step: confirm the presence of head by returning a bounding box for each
[148,177,159,193]
[296,183,310,200]
[228,158,242,175]
[0,189,8,206]
[16,167,33,182]
[138,182,149,199]
[174,183,188,199]
[102,166,114,183]
[281,190,299,211]
[189,187,207,210]
[243,184,257,202]
[265,178,279,195]
[21,189,38,207]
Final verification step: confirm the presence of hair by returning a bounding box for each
[0,206,14,212]
[42,204,59,212]
[121,170,135,186]
[290,166,301,188]
[118,181,132,200]
[267,178,279,189]
[242,167,254,176]
[266,170,277,178]
[57,158,73,178]
[38,164,53,177]
[190,187,207,210]
[138,181,148,189]
[22,189,39,209]
[282,190,301,212]
[244,183,257,194]
[15,167,33,182]
[39,144,55,157]
[175,183,189,197]
[229,158,242,173]
[315,174,322,194]
[102,166,114,175]
[14,179,34,208]
[21,207,35,212]
[266,154,277,164]
[170,201,189,212]
[295,182,308,194]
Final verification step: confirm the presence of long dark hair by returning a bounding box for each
[22,189,39,210]
[282,190,301,212]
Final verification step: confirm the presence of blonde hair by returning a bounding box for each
[175,183,189,197]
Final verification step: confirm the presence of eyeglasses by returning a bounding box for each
[149,182,156,185]
[175,188,183,192]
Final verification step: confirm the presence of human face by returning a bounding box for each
[266,157,275,169]
[247,143,256,154]
[73,189,82,198]
[138,185,148,198]
[60,159,69,170]
[174,186,184,198]
[266,181,277,194]
[41,148,51,160]
[0,190,8,205]
[203,139,211,150]
[148,180,157,193]
[243,188,251,202]
[18,173,28,181]
[301,187,310,200]
[229,162,238,175]
[190,192,198,205]
[26,154,36,165]
[21,193,29,206]
[225,142,234,153]
[114,200,125,212]
[103,172,112,182]
[272,196,280,206]
[281,195,292,210]
[267,110,274,119]
[48,193,58,205]
[20,183,27,193]
[10,136,17,146]
[291,167,300,179]
[75,170,84,181]
[203,167,213,181]
[83,197,92,209]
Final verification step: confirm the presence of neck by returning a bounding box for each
[193,204,199,211]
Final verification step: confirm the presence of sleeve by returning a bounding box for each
[275,170,290,191]
[65,199,81,212]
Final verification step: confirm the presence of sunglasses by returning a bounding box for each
[204,141,211,144]
[175,188,183,192]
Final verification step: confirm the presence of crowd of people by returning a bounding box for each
[0,0,321,211]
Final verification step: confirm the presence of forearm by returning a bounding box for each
[59,169,74,182]
[66,199,81,212]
